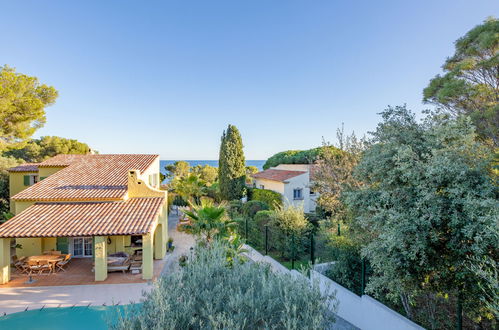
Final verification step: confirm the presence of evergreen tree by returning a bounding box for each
[218,124,246,200]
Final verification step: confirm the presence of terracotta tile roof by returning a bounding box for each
[12,154,158,201]
[251,169,306,182]
[7,163,39,172]
[38,154,89,167]
[0,197,165,238]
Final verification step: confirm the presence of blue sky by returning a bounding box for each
[1,1,497,159]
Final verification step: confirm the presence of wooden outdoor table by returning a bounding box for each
[28,255,63,271]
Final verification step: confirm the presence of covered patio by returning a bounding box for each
[0,197,168,285]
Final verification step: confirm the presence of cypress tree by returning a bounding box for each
[218,124,246,201]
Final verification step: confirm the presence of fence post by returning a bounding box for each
[245,217,248,240]
[291,234,295,270]
[456,292,463,330]
[264,225,268,255]
[310,231,315,264]
[361,258,366,296]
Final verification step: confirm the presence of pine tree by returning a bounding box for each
[218,125,246,200]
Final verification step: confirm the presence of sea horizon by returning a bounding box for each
[160,159,266,172]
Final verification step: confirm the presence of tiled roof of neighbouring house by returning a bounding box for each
[12,154,158,201]
[251,169,306,182]
[0,197,165,238]
[7,163,40,172]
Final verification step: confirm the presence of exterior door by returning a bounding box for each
[72,237,93,257]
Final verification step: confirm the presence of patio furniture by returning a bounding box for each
[43,251,51,255]
[27,260,43,275]
[28,255,64,273]
[12,256,29,274]
[37,260,52,275]
[107,256,131,273]
[55,254,71,272]
[50,251,62,255]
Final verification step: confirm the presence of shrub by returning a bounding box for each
[112,243,336,329]
[251,188,282,209]
[241,200,269,217]
[269,204,311,260]
[226,199,243,218]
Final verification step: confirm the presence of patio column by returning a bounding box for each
[142,233,153,280]
[154,212,167,260]
[0,238,10,284]
[94,236,108,281]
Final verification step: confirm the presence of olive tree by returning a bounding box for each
[345,105,498,321]
[112,242,336,329]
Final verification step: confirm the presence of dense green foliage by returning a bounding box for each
[241,200,269,217]
[345,105,498,322]
[164,160,190,180]
[4,136,91,162]
[218,125,246,200]
[423,18,499,146]
[251,188,282,209]
[0,66,58,151]
[0,156,21,216]
[263,146,342,169]
[112,243,336,329]
[191,164,218,184]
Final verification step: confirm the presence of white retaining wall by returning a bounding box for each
[310,267,424,330]
[243,245,424,330]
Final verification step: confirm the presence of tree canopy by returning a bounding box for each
[423,18,499,146]
[344,105,499,320]
[263,146,342,169]
[218,124,246,200]
[0,65,58,151]
[4,136,91,162]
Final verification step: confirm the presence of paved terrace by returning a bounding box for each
[0,212,195,315]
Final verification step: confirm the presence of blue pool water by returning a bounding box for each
[0,305,140,330]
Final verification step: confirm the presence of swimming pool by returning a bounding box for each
[0,304,140,330]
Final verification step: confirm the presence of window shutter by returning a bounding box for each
[56,237,69,254]
[23,175,30,186]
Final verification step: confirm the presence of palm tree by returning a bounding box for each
[183,199,236,243]
[173,174,206,205]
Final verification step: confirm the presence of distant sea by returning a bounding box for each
[160,160,265,178]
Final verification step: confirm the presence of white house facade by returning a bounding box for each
[251,164,318,212]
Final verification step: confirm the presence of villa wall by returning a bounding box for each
[253,177,285,194]
[140,157,161,189]
[8,172,38,212]
[38,167,64,179]
[283,173,311,211]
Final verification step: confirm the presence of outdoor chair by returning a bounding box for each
[55,254,71,272]
[37,260,52,275]
[12,256,29,274]
[27,260,42,275]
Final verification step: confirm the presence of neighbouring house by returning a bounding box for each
[251,164,318,212]
[0,154,167,284]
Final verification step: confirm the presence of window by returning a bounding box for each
[293,188,303,200]
[23,175,38,186]
[259,184,265,189]
[29,175,38,185]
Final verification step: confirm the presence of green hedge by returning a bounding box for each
[251,189,282,209]
[241,200,269,217]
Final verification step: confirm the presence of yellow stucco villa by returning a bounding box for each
[0,154,168,284]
